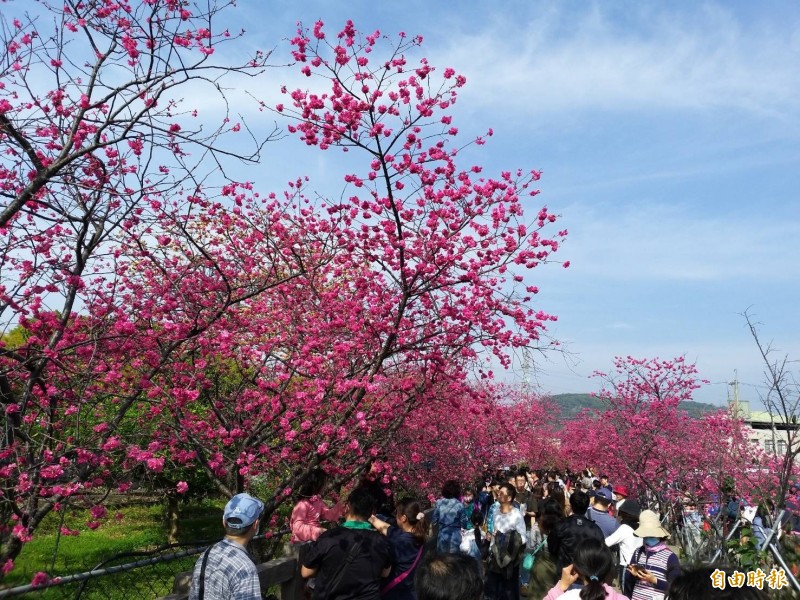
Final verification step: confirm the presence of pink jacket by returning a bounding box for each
[544,583,629,600]
[290,497,344,543]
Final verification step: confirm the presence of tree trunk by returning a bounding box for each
[166,496,179,545]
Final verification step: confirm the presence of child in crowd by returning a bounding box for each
[289,467,344,548]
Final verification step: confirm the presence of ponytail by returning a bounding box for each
[580,577,606,600]
[572,538,614,600]
[397,497,427,545]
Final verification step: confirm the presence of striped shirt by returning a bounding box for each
[629,544,681,600]
[189,538,260,600]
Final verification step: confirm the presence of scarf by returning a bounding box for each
[643,541,668,553]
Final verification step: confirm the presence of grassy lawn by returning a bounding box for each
[2,500,224,598]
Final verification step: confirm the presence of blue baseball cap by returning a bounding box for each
[592,488,613,502]
[223,493,264,531]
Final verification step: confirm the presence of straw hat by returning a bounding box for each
[633,509,670,539]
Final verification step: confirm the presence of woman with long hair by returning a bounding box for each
[543,538,628,600]
[370,498,428,600]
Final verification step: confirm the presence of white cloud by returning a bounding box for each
[433,4,800,122]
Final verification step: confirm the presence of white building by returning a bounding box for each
[729,381,798,457]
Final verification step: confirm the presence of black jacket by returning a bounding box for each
[547,515,605,576]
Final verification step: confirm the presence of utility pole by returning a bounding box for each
[521,348,533,392]
[728,370,740,416]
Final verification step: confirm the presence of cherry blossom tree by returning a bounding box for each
[0,0,281,571]
[0,11,569,577]
[498,388,562,470]
[559,356,759,506]
[387,383,559,498]
[197,20,568,518]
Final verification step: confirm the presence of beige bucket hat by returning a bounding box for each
[633,509,670,539]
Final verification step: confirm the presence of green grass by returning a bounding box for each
[2,500,224,598]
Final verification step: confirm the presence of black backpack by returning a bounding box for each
[488,530,525,578]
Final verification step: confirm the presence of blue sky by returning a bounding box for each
[14,0,795,406]
[216,0,800,407]
[228,1,800,403]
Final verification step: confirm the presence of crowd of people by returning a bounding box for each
[423,468,685,600]
[188,466,773,600]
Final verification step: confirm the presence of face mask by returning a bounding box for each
[643,537,661,547]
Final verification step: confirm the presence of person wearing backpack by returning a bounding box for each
[485,483,527,600]
[548,491,604,578]
[301,487,392,600]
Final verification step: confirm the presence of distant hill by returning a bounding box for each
[549,393,722,422]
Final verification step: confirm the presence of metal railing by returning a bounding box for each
[0,530,289,600]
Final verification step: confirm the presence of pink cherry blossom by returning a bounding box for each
[1,560,14,576]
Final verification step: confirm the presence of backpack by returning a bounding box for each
[488,530,525,578]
